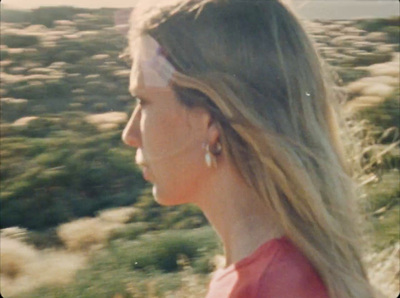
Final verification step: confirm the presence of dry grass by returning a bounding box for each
[364,76,399,86]
[57,217,122,251]
[360,53,400,77]
[12,116,38,127]
[343,111,399,297]
[1,98,28,104]
[346,79,395,98]
[345,118,399,182]
[365,32,388,42]
[97,207,139,224]
[85,112,127,131]
[345,96,385,113]
[1,227,28,242]
[363,84,395,98]
[365,242,400,298]
[0,236,86,297]
[0,237,38,280]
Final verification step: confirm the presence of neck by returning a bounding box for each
[195,160,283,266]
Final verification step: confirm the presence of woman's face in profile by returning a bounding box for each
[122,39,211,206]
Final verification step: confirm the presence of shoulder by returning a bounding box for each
[206,237,329,298]
[255,238,329,298]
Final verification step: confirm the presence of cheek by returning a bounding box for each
[141,110,198,160]
[153,153,206,206]
[143,117,206,204]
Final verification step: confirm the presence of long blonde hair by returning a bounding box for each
[129,0,374,297]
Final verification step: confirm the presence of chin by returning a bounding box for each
[152,185,189,206]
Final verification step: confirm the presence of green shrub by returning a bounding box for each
[192,254,215,274]
[132,191,208,230]
[109,222,151,242]
[334,68,369,85]
[363,170,400,249]
[364,170,400,213]
[30,6,91,27]
[9,82,45,100]
[108,228,219,273]
[44,79,72,98]
[1,9,32,23]
[1,123,145,230]
[93,102,108,112]
[55,49,86,63]
[22,117,61,138]
[1,49,10,59]
[370,206,400,249]
[344,52,392,67]
[25,228,63,249]
[382,26,400,44]
[2,34,39,48]
[356,16,400,33]
[357,90,400,132]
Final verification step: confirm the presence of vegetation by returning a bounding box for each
[357,89,400,133]
[1,7,139,230]
[356,16,400,50]
[0,7,398,298]
[7,227,219,298]
[356,16,400,38]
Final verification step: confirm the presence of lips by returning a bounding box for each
[139,164,152,182]
[141,166,151,181]
[136,150,152,181]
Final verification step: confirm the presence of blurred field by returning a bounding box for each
[0,6,399,298]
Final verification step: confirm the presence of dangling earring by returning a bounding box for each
[204,142,222,168]
[205,144,214,168]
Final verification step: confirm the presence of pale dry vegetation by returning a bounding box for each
[97,207,140,224]
[0,236,86,297]
[85,112,128,131]
[57,217,122,251]
[1,207,142,296]
[361,53,400,77]
[366,242,400,298]
[11,116,38,127]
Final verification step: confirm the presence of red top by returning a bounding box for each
[206,237,329,298]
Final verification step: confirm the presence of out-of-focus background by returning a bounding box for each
[0,1,399,297]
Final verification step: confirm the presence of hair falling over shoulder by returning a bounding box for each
[129,0,376,297]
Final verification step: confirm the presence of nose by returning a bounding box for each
[122,105,141,147]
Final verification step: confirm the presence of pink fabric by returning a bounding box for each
[133,35,176,88]
[206,237,329,298]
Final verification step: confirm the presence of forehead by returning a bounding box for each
[129,66,177,104]
[129,64,144,97]
[129,35,175,94]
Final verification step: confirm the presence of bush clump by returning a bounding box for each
[2,34,39,48]
[106,228,220,273]
[357,90,400,131]
[345,53,392,67]
[357,17,400,33]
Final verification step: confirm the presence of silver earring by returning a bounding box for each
[205,144,214,168]
[204,142,221,168]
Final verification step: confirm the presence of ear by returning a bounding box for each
[207,118,220,145]
[186,106,220,144]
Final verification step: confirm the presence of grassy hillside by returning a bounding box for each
[1,7,146,229]
[0,7,399,298]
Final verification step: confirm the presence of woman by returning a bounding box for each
[121,0,375,297]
